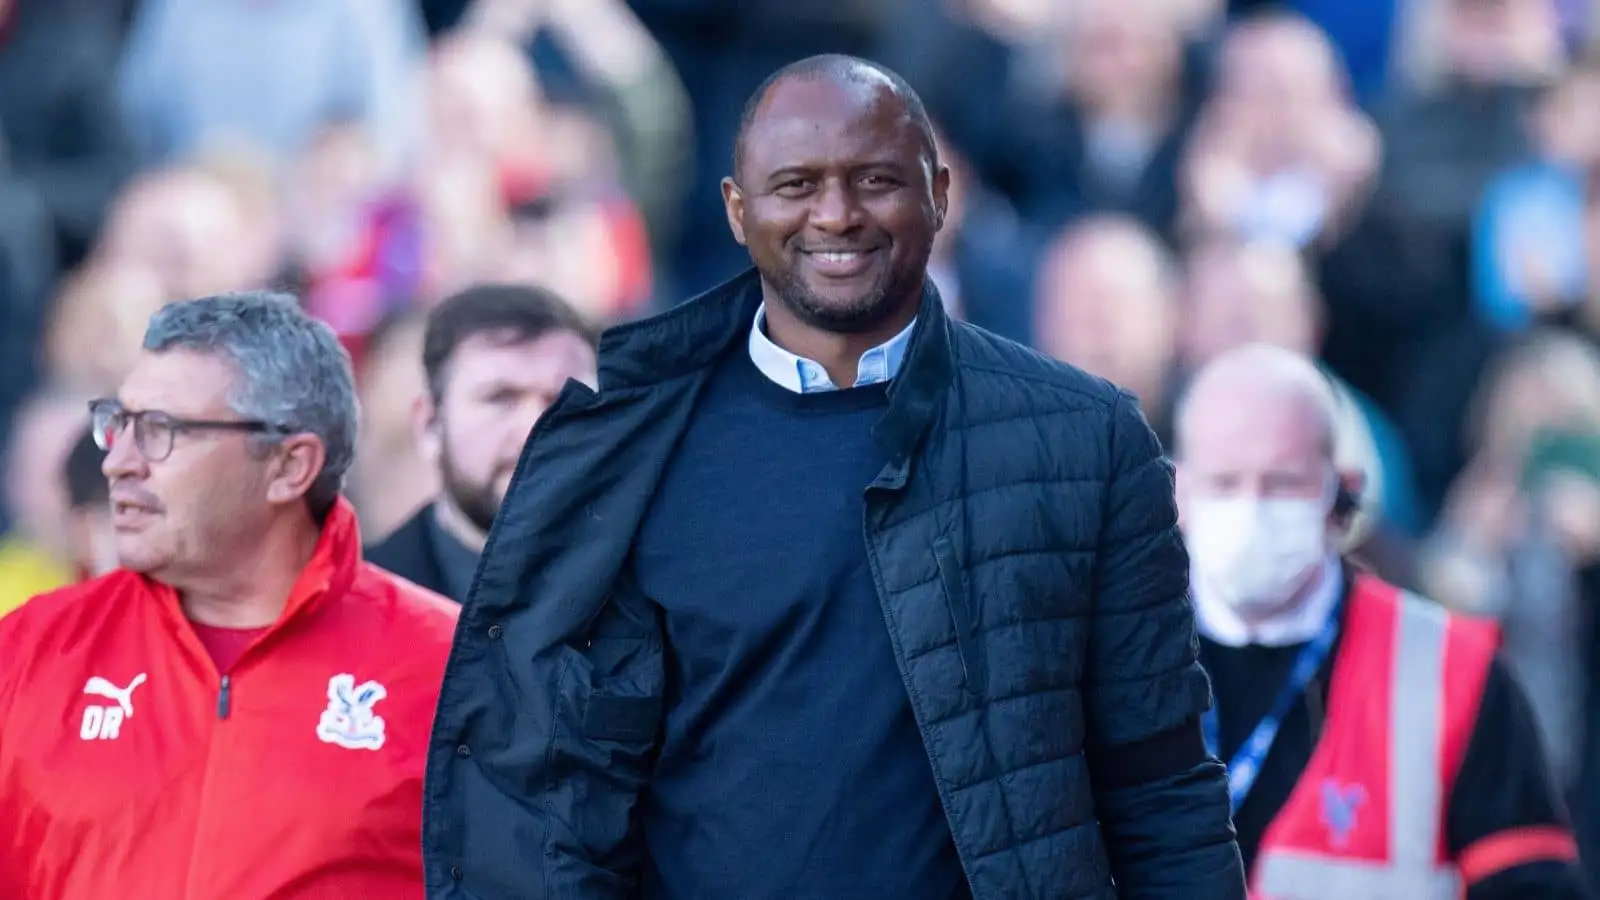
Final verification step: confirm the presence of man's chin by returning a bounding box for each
[112,543,163,576]
[779,282,897,336]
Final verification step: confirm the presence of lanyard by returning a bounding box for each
[1202,599,1342,812]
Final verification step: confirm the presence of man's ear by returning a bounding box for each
[932,164,951,231]
[1334,468,1366,520]
[412,392,442,466]
[264,433,328,506]
[722,176,747,246]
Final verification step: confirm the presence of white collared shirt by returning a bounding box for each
[1193,555,1343,648]
[747,304,916,393]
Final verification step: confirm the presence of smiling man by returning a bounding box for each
[424,55,1244,900]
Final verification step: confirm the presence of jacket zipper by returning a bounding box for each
[186,668,234,896]
[933,536,986,697]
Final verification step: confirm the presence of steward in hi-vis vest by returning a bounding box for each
[1245,573,1578,898]
[1176,345,1586,900]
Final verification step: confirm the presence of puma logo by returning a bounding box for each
[83,673,148,719]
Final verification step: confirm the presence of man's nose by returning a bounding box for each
[100,428,147,480]
[808,180,863,233]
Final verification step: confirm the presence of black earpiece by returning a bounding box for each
[1332,482,1361,522]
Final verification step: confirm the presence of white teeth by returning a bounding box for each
[814,252,861,263]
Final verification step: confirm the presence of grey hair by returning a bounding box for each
[142,291,359,515]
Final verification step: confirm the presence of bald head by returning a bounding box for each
[733,54,937,181]
[1172,344,1357,582]
[1176,344,1338,463]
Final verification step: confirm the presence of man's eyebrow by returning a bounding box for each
[854,159,912,173]
[764,166,817,183]
[763,159,911,180]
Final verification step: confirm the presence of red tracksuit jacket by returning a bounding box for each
[0,499,459,899]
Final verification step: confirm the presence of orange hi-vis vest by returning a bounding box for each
[1250,574,1576,899]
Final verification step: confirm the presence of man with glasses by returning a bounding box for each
[0,291,459,899]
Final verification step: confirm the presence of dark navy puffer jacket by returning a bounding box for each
[421,269,1246,899]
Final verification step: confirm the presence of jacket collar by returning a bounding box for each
[152,496,364,631]
[595,266,955,459]
[280,497,362,621]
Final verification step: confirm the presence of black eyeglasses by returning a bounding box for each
[89,398,291,463]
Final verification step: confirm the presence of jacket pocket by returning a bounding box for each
[568,574,666,746]
[933,535,986,697]
[582,692,661,744]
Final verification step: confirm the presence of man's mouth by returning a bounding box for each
[802,248,879,278]
[111,495,162,517]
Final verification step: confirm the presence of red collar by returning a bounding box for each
[278,497,362,621]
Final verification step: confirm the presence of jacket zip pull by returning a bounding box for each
[217,675,232,720]
[933,536,985,698]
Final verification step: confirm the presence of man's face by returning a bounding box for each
[722,74,949,335]
[1068,0,1183,114]
[1176,381,1331,519]
[424,330,596,534]
[1181,242,1318,368]
[1222,25,1340,113]
[102,351,276,581]
[1217,24,1345,166]
[100,174,251,300]
[1034,228,1177,393]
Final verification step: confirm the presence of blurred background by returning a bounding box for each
[2,0,1600,875]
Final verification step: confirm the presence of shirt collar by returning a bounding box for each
[747,303,916,393]
[1194,555,1343,648]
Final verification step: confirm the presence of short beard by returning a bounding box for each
[439,447,501,535]
[762,254,920,336]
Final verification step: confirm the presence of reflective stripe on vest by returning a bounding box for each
[1253,593,1462,900]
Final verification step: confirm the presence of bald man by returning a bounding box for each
[1174,344,1586,899]
[424,55,1244,900]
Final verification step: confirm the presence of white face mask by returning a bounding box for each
[1185,493,1332,616]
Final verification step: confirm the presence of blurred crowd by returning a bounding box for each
[5,0,1600,876]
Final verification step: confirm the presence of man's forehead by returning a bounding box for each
[118,350,234,415]
[453,328,593,362]
[1184,381,1330,460]
[742,76,920,166]
[448,330,595,382]
[759,67,894,114]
